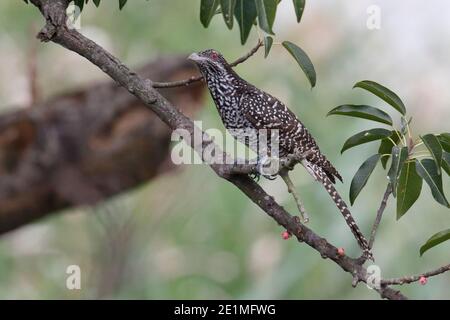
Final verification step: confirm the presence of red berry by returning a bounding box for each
[282,231,291,240]
[419,276,427,285]
[337,248,345,256]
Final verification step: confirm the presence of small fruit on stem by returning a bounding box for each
[282,230,291,240]
[419,276,427,285]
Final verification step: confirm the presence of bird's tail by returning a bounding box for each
[305,161,373,260]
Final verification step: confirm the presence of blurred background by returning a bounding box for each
[0,0,448,299]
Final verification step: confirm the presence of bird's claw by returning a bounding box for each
[249,171,277,181]
[256,155,280,180]
[263,174,277,180]
[249,172,261,182]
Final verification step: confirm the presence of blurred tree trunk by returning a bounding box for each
[0,56,205,235]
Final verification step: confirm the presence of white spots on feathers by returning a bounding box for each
[194,53,373,253]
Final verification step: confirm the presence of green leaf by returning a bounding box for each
[255,0,277,35]
[327,105,393,125]
[388,146,409,197]
[282,41,316,88]
[421,134,443,174]
[264,36,273,58]
[341,128,392,154]
[292,0,305,23]
[415,159,449,207]
[93,0,101,7]
[420,229,450,256]
[200,0,220,27]
[378,131,401,169]
[441,132,450,139]
[234,0,257,44]
[442,151,450,176]
[349,154,380,205]
[220,0,235,29]
[437,133,450,153]
[119,0,127,10]
[397,161,422,219]
[74,0,84,11]
[353,80,406,115]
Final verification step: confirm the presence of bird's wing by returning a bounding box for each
[239,89,303,157]
[240,90,298,132]
[240,89,343,183]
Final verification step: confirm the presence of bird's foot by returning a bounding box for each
[263,174,277,180]
[249,172,261,182]
[289,189,309,223]
[256,155,280,180]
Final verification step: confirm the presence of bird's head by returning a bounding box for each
[188,49,229,74]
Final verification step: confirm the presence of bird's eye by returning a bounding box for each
[210,52,219,60]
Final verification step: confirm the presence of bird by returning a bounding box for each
[188,49,373,260]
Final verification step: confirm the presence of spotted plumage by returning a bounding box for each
[188,49,372,259]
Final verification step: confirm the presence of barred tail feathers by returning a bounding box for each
[305,161,373,260]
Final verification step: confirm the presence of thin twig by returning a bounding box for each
[369,184,392,249]
[28,22,40,106]
[228,39,263,66]
[381,264,450,285]
[280,168,309,222]
[151,39,263,88]
[220,149,313,177]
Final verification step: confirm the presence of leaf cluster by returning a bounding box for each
[328,81,449,255]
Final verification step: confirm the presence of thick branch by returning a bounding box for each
[29,0,407,300]
[381,264,450,285]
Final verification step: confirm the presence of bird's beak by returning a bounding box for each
[188,52,204,62]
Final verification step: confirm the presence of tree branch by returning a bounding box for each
[152,39,263,88]
[28,0,407,300]
[369,184,392,249]
[381,264,450,285]
[364,184,450,288]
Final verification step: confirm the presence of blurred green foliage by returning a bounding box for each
[0,0,448,299]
